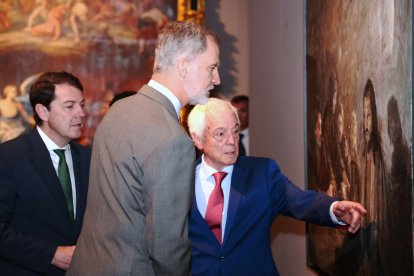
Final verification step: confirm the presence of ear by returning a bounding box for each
[190,132,204,150]
[176,58,188,78]
[35,103,49,122]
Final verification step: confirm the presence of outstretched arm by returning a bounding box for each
[332,201,366,233]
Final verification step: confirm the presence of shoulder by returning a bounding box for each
[236,156,279,171]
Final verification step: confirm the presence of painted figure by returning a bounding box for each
[361,79,387,275]
[0,84,34,142]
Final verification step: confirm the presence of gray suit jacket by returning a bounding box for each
[68,86,195,275]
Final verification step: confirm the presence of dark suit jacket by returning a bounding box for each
[189,156,337,276]
[0,129,91,275]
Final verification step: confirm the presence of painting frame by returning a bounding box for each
[305,0,413,275]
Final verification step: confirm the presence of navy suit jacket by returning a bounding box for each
[0,129,91,275]
[189,156,337,276]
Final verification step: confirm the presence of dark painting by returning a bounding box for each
[306,0,412,275]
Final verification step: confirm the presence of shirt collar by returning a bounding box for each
[200,154,234,180]
[148,79,181,118]
[37,126,70,151]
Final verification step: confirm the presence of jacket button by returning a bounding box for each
[220,256,225,262]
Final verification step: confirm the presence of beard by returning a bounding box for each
[189,90,210,105]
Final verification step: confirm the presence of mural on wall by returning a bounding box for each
[306,0,412,275]
[0,0,177,145]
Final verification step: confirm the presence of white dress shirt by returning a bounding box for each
[37,126,77,218]
[195,156,233,238]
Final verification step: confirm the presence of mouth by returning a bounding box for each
[72,122,84,128]
[224,149,237,156]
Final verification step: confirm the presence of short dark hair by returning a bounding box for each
[230,95,249,104]
[109,91,137,107]
[29,71,83,126]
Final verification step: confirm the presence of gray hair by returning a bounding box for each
[188,98,240,139]
[153,21,219,72]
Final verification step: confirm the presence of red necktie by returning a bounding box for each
[205,171,228,244]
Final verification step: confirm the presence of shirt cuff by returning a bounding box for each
[329,201,346,225]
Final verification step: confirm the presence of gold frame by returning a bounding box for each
[177,0,206,25]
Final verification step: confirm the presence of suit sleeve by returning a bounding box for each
[0,153,57,273]
[267,159,337,226]
[144,134,195,275]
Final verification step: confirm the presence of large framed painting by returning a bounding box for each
[306,1,412,275]
[0,0,204,146]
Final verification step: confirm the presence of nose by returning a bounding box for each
[78,105,86,118]
[226,132,237,145]
[212,69,221,85]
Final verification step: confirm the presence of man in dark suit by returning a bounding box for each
[187,98,366,276]
[0,71,91,275]
[68,21,220,275]
[231,95,249,156]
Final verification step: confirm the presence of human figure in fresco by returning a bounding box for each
[24,0,48,30]
[333,102,351,200]
[361,79,387,275]
[347,111,361,202]
[0,84,34,143]
[69,0,88,43]
[0,0,12,33]
[29,2,68,41]
[322,70,339,198]
[308,111,330,193]
[385,96,412,276]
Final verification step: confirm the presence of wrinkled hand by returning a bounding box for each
[51,245,75,271]
[332,201,366,234]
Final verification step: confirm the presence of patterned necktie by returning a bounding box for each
[54,149,74,222]
[205,171,228,245]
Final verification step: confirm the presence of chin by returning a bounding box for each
[191,95,208,105]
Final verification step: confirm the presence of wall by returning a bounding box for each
[205,0,249,98]
[249,1,316,275]
[207,0,316,275]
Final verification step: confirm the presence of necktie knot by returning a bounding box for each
[54,149,65,159]
[213,171,228,187]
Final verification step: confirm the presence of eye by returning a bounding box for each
[216,131,225,137]
[213,130,225,140]
[64,104,74,109]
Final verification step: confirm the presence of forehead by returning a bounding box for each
[363,96,371,109]
[207,108,238,129]
[203,36,219,59]
[54,83,83,101]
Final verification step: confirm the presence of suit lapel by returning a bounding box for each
[28,130,74,226]
[191,196,221,245]
[70,143,87,230]
[222,159,248,245]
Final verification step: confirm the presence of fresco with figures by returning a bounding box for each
[0,0,176,146]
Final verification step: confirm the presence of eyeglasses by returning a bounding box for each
[207,127,240,142]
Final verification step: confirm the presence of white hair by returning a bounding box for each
[187,98,240,140]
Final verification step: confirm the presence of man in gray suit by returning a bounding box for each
[68,21,221,275]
